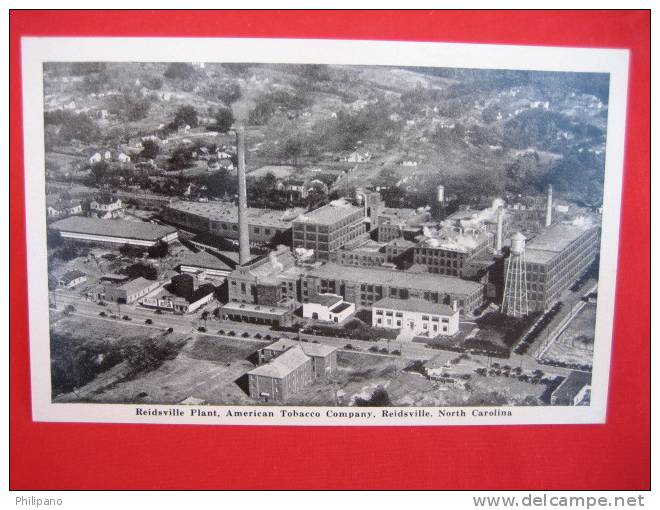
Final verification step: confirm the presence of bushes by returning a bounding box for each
[354,387,390,407]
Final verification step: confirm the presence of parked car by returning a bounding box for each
[99,311,107,317]
[198,326,206,332]
[122,315,131,321]
[145,318,153,324]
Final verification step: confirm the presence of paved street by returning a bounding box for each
[52,288,584,379]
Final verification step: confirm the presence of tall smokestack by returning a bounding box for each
[496,206,504,252]
[236,126,250,265]
[545,184,553,227]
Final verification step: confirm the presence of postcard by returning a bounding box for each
[20,37,629,425]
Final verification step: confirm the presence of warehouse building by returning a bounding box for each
[103,277,161,304]
[247,345,313,403]
[258,338,338,380]
[163,200,303,244]
[292,199,366,260]
[520,222,600,312]
[50,217,178,247]
[371,297,459,337]
[301,262,484,313]
[219,301,296,328]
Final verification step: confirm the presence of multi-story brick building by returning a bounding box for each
[520,223,600,312]
[413,230,493,277]
[292,199,366,260]
[376,207,430,243]
[301,262,484,313]
[329,240,387,268]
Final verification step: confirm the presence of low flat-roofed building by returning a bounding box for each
[372,297,459,337]
[247,345,313,402]
[58,270,87,288]
[103,277,161,304]
[302,262,484,313]
[292,199,366,260]
[302,293,355,324]
[551,371,592,406]
[219,301,295,328]
[258,338,338,380]
[50,217,178,247]
[163,200,303,244]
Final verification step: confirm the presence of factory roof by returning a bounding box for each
[265,338,338,358]
[51,216,176,241]
[117,277,158,296]
[306,262,482,296]
[294,200,363,226]
[221,301,291,317]
[179,250,233,272]
[309,293,343,308]
[248,345,310,379]
[166,200,304,229]
[524,223,598,265]
[372,297,456,316]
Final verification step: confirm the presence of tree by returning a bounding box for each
[163,62,195,80]
[354,386,391,407]
[125,262,158,280]
[217,82,242,105]
[89,161,109,185]
[141,139,160,160]
[47,228,63,248]
[282,138,303,166]
[172,105,198,129]
[201,311,210,329]
[147,240,169,258]
[144,75,163,90]
[169,147,194,170]
[214,107,234,133]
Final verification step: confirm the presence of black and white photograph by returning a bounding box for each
[21,38,629,425]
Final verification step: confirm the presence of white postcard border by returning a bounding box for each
[20,37,630,426]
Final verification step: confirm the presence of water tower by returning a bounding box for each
[501,232,529,317]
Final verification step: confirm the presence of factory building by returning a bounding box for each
[371,298,460,337]
[413,229,494,278]
[329,240,387,268]
[376,207,430,243]
[162,200,303,245]
[520,222,600,312]
[50,216,178,247]
[301,262,484,313]
[292,199,366,261]
[227,245,302,307]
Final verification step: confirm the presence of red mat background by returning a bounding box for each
[9,10,650,490]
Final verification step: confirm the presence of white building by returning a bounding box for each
[371,297,459,337]
[58,270,87,289]
[302,293,355,324]
[90,197,124,219]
